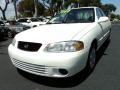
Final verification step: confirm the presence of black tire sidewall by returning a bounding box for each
[86,44,96,73]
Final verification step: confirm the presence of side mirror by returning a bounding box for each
[27,20,31,23]
[98,17,109,22]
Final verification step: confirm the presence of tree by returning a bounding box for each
[0,0,10,20]
[11,0,18,19]
[43,0,63,16]
[64,0,78,8]
[102,4,116,18]
[63,0,102,9]
[17,0,45,17]
[102,4,116,12]
[79,0,92,7]
[110,13,120,21]
[34,0,38,17]
[90,0,102,7]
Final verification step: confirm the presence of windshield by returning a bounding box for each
[47,13,67,24]
[48,8,95,24]
[65,8,95,23]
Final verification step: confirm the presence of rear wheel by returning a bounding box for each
[106,29,111,43]
[106,32,111,42]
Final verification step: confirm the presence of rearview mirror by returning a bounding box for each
[98,17,109,22]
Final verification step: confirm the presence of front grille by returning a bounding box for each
[12,58,48,75]
[18,41,42,52]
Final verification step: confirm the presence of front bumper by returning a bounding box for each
[8,44,88,78]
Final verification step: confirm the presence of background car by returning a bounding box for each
[0,20,10,40]
[0,26,5,40]
[17,17,47,27]
[7,21,31,38]
[38,16,48,22]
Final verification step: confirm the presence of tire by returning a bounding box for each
[106,29,111,42]
[106,31,111,43]
[85,44,96,73]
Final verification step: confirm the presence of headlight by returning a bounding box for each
[12,38,16,46]
[44,41,84,52]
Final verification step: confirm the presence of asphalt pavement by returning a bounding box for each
[0,22,120,90]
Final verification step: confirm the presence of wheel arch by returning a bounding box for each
[91,39,98,50]
[84,39,98,72]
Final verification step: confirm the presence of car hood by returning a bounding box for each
[16,23,93,44]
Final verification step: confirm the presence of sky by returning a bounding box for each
[0,0,120,19]
[0,0,14,19]
[101,0,120,14]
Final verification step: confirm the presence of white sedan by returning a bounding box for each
[17,18,46,28]
[8,7,111,78]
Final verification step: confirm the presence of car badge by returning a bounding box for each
[24,44,29,49]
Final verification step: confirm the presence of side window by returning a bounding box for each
[99,8,106,16]
[96,8,103,19]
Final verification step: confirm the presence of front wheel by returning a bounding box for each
[86,44,96,73]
